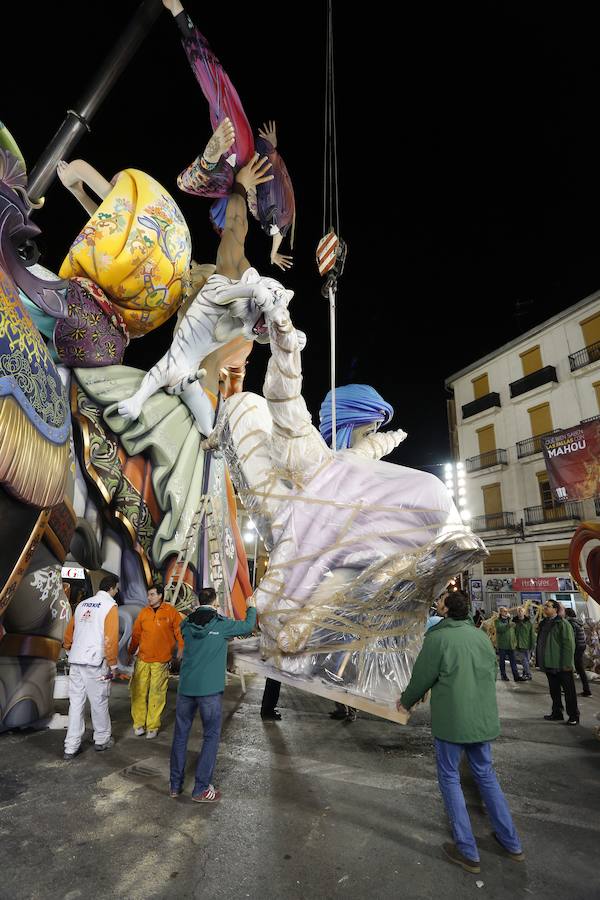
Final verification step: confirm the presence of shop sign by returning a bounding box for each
[512,577,560,591]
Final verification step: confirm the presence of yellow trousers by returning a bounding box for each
[130,660,169,731]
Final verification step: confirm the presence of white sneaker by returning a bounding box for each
[146,730,158,739]
[134,727,145,737]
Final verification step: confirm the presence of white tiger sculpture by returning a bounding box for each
[117,266,293,436]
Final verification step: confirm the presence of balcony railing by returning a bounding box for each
[523,502,582,525]
[509,365,558,398]
[465,449,509,472]
[471,512,516,532]
[569,341,600,372]
[581,414,600,425]
[516,429,562,459]
[461,392,501,420]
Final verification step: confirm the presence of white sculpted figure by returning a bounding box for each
[207,303,487,699]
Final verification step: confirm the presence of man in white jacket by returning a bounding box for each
[62,575,120,760]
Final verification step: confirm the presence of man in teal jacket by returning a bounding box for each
[169,588,257,801]
[536,599,579,725]
[397,591,523,874]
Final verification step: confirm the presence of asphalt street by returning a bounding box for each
[1,673,599,900]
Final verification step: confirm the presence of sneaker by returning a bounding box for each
[544,714,564,721]
[566,718,579,726]
[192,784,221,803]
[63,746,83,761]
[329,708,347,720]
[442,842,480,874]
[134,726,145,736]
[581,692,592,697]
[492,832,525,861]
[146,730,158,739]
[260,710,282,721]
[345,708,357,722]
[500,676,509,682]
[169,786,183,798]
[94,737,115,752]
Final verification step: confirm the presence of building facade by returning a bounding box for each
[445,291,600,617]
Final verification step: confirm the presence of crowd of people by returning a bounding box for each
[60,577,595,871]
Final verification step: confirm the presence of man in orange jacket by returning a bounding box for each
[128,583,184,739]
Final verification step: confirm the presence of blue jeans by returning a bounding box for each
[170,692,223,796]
[435,738,522,862]
[515,650,531,677]
[498,649,519,679]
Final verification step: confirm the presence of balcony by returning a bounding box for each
[471,512,516,532]
[524,502,582,526]
[516,429,562,459]
[509,365,558,399]
[569,341,600,373]
[461,392,501,420]
[581,414,600,425]
[465,449,509,472]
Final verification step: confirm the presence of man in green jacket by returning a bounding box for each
[397,591,523,874]
[536,599,579,725]
[514,607,535,680]
[495,607,523,682]
[169,588,257,802]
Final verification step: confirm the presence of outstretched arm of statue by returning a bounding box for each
[350,429,408,460]
[216,154,273,280]
[56,160,112,217]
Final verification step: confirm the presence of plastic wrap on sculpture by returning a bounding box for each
[59,169,191,338]
[214,307,488,704]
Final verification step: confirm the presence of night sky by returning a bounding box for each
[4,1,600,471]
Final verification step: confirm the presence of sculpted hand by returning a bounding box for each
[258,120,278,149]
[203,118,236,164]
[57,160,83,192]
[271,251,293,271]
[236,153,273,192]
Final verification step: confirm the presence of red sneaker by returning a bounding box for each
[192,784,221,803]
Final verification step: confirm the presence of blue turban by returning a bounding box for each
[319,384,394,451]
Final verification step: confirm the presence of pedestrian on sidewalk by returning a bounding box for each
[169,587,256,802]
[396,590,523,875]
[564,608,592,698]
[62,575,120,760]
[536,599,579,725]
[127,583,184,739]
[496,607,523,682]
[513,607,534,680]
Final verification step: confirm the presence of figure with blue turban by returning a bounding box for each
[319,384,406,455]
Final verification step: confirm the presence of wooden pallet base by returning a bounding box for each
[232,651,409,725]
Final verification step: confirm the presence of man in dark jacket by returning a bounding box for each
[513,607,535,680]
[564,608,592,697]
[169,588,257,801]
[536,599,579,724]
[397,591,523,874]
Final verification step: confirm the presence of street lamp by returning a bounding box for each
[444,461,471,524]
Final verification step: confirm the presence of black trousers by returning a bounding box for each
[574,649,591,694]
[546,671,579,720]
[261,678,281,713]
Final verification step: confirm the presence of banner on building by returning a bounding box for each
[542,422,600,501]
